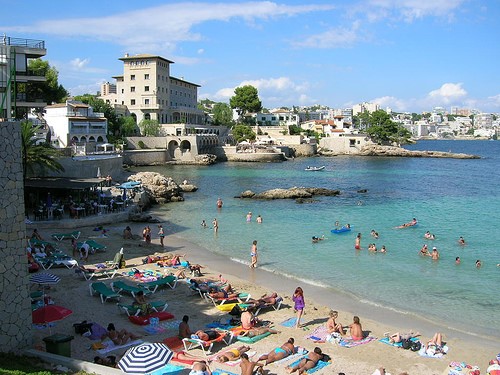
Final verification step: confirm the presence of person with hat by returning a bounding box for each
[429,247,440,260]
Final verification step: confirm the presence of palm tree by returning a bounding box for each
[21,121,64,181]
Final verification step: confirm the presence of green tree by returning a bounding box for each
[229,85,262,120]
[365,110,412,145]
[212,103,234,126]
[21,121,64,180]
[119,116,138,136]
[139,119,161,136]
[232,125,256,143]
[73,94,120,137]
[289,124,303,135]
[26,59,68,106]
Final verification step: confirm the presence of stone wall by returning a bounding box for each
[122,150,169,165]
[34,155,124,179]
[0,122,32,353]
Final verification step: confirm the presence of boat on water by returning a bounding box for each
[304,166,325,171]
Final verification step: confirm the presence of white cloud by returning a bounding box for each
[292,22,361,49]
[68,80,106,96]
[70,58,90,70]
[4,2,334,55]
[205,76,313,107]
[428,82,467,101]
[366,0,466,22]
[197,49,205,55]
[372,95,410,111]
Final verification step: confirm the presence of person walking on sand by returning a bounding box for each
[355,233,361,250]
[292,287,305,329]
[212,218,218,234]
[158,225,165,247]
[250,240,258,268]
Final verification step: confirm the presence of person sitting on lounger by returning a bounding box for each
[286,347,324,374]
[207,284,239,300]
[216,345,251,363]
[387,331,420,344]
[132,290,152,315]
[258,338,295,364]
[101,323,141,345]
[247,292,279,307]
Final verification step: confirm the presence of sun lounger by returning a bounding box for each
[77,240,106,253]
[51,231,81,241]
[236,331,272,343]
[89,281,122,303]
[34,253,78,270]
[117,301,169,316]
[182,330,233,356]
[205,292,251,307]
[111,280,152,297]
[77,264,118,280]
[139,275,178,293]
[254,296,283,316]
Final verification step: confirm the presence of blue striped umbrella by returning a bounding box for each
[118,343,173,374]
[30,272,61,285]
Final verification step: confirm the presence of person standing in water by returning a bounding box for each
[216,198,223,209]
[250,240,258,268]
[212,218,219,234]
[355,233,361,250]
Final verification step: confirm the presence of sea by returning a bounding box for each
[131,140,500,341]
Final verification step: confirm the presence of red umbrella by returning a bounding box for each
[32,305,72,325]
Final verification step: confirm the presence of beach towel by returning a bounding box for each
[149,363,186,375]
[212,370,239,375]
[418,345,449,358]
[305,325,329,342]
[444,361,481,375]
[271,348,309,365]
[339,336,377,348]
[88,323,107,340]
[281,317,298,327]
[236,331,272,343]
[96,338,143,354]
[287,356,331,374]
[378,336,419,348]
[162,336,183,351]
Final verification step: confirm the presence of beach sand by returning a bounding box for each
[27,217,497,375]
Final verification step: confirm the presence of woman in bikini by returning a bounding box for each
[286,347,323,374]
[326,310,344,336]
[216,345,251,363]
[258,338,295,365]
[349,316,363,341]
[250,240,258,268]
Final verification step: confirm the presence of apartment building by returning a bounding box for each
[474,113,493,128]
[0,35,46,120]
[352,102,380,115]
[44,100,108,149]
[100,53,204,125]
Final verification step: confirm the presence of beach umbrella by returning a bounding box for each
[30,272,61,285]
[32,305,72,325]
[118,343,173,375]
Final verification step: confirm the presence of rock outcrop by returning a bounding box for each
[359,144,480,159]
[237,187,340,200]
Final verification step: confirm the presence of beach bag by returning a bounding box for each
[73,320,93,335]
[401,338,412,350]
[410,341,421,352]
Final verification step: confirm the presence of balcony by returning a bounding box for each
[66,111,105,118]
[3,36,46,57]
[15,93,46,108]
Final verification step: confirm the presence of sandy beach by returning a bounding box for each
[27,215,498,375]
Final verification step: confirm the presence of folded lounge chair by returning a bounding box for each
[89,281,122,303]
[51,231,81,241]
[117,301,169,316]
[139,275,178,293]
[182,330,233,356]
[111,280,152,297]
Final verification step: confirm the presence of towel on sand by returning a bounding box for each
[286,356,331,374]
[96,339,143,354]
[339,336,377,348]
[305,325,329,341]
[378,336,419,347]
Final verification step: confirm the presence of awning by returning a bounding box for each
[25,177,106,190]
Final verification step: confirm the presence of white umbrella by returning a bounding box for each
[118,343,173,375]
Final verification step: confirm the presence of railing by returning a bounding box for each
[2,36,45,49]
[66,111,105,118]
[15,93,46,103]
[17,68,46,77]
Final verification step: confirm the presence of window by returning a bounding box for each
[131,86,135,92]
[121,89,124,94]
[131,99,136,105]
[144,74,149,80]
[145,86,149,92]
[130,75,135,81]
[145,99,150,105]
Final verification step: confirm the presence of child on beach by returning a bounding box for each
[292,287,305,329]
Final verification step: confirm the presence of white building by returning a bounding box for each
[352,102,379,115]
[44,100,108,149]
[100,54,204,125]
[256,110,299,126]
[474,113,493,128]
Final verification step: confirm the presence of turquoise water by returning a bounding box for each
[133,140,500,339]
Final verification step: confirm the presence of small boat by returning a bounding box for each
[305,166,325,171]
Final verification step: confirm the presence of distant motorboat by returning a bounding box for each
[305,166,325,171]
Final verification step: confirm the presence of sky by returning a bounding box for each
[2,0,499,113]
